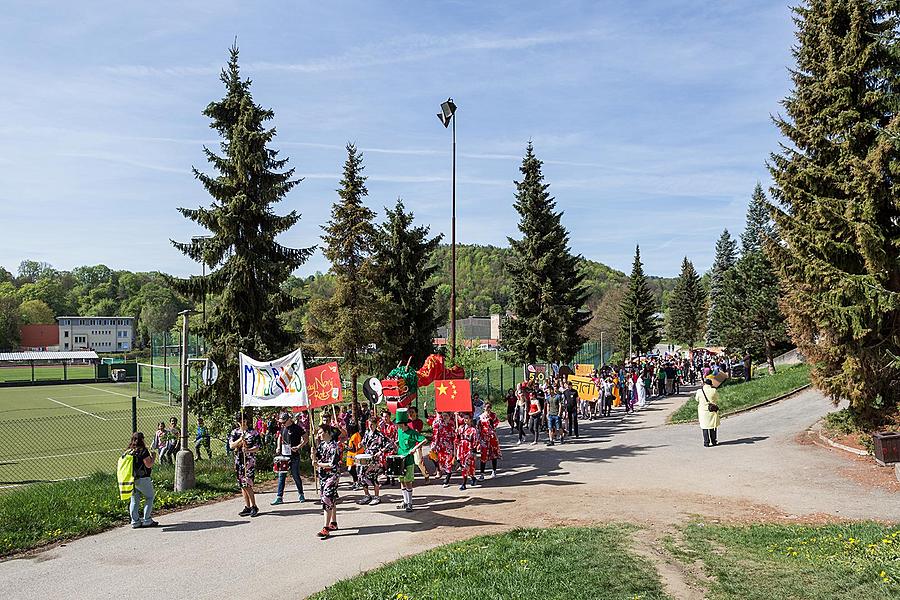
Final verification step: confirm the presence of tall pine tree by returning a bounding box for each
[769,0,900,423]
[721,184,786,374]
[305,144,393,408]
[501,143,590,365]
[706,229,738,346]
[371,198,443,374]
[172,45,313,415]
[618,245,660,356]
[667,257,706,349]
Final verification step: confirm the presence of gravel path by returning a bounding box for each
[1,387,897,599]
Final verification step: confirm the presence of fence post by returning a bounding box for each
[63,361,67,381]
[132,396,138,434]
[31,360,35,382]
[500,364,504,396]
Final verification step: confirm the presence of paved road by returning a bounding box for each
[1,388,898,599]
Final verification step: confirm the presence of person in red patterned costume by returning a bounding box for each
[455,413,479,491]
[477,401,502,480]
[429,411,457,488]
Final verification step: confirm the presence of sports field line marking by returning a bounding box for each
[9,447,122,463]
[47,397,109,421]
[81,384,171,406]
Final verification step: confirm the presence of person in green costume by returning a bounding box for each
[393,408,428,512]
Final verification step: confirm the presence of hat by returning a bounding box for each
[393,408,409,424]
[706,372,729,387]
[279,412,292,421]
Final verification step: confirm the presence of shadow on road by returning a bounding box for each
[162,519,248,532]
[715,436,769,446]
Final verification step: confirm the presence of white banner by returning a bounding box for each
[239,347,309,407]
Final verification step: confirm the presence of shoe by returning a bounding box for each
[328,521,338,531]
[530,441,537,446]
[517,440,523,445]
[477,474,484,481]
[442,482,450,488]
[142,520,159,528]
[397,502,408,510]
[547,441,555,446]
[131,523,142,529]
[370,497,381,506]
[250,507,259,517]
[423,475,430,484]
[489,470,495,479]
[356,495,373,505]
[351,483,360,491]
[317,527,330,539]
[270,497,284,506]
[459,484,467,491]
[298,493,306,503]
[405,504,413,513]
[703,443,710,447]
[239,506,252,516]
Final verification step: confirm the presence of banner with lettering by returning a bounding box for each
[567,374,600,401]
[240,348,309,407]
[574,364,594,377]
[305,362,343,409]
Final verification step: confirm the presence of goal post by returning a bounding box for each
[136,363,176,405]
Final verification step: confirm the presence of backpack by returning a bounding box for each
[116,451,135,500]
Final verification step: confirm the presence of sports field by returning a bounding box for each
[0,365,96,383]
[0,382,217,488]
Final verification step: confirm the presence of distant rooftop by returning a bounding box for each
[56,316,134,320]
[0,350,99,361]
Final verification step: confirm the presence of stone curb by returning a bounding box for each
[809,427,869,457]
[668,384,812,425]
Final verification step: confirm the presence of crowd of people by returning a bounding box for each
[123,351,736,536]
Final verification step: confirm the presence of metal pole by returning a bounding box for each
[201,262,206,328]
[600,331,604,367]
[132,396,138,434]
[450,113,457,363]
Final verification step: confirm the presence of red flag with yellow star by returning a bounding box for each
[433,379,472,412]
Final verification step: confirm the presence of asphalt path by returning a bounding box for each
[1,387,897,599]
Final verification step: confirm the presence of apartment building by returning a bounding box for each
[57,316,134,352]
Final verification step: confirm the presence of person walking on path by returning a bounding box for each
[455,413,479,490]
[125,432,158,529]
[527,389,543,445]
[513,387,528,444]
[271,412,307,505]
[563,380,580,438]
[314,423,341,539]
[357,415,394,506]
[697,372,727,447]
[477,402,502,479]
[229,411,261,517]
[545,386,563,446]
[394,409,428,512]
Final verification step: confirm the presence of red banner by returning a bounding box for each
[304,362,343,409]
[433,379,472,413]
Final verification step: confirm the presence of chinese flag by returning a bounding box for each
[433,379,472,412]
[304,362,343,409]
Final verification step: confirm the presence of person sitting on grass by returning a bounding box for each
[126,431,158,529]
[229,410,261,517]
[194,417,212,461]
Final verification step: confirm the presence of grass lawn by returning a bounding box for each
[0,364,96,383]
[0,382,222,485]
[675,522,900,599]
[0,459,275,556]
[669,363,810,424]
[311,526,671,600]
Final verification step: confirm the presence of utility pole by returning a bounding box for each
[174,309,195,491]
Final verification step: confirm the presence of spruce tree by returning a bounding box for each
[371,198,443,374]
[667,257,706,349]
[305,144,393,408]
[769,0,900,422]
[172,45,313,414]
[706,229,738,346]
[719,185,787,373]
[501,143,590,365]
[618,245,660,357]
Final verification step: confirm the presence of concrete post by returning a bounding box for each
[174,309,195,492]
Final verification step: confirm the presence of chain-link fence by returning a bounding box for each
[0,395,228,488]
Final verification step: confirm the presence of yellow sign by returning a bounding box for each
[567,374,599,401]
[574,364,594,376]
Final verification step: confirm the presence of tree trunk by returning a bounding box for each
[765,339,776,375]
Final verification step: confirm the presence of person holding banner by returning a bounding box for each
[229,410,261,518]
[314,423,341,539]
[271,412,307,505]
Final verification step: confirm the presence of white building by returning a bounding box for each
[57,316,134,352]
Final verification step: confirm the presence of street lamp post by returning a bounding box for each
[191,236,212,329]
[437,98,457,362]
[174,308,196,491]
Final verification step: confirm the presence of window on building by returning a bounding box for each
[64,331,69,338]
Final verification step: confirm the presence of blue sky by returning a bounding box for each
[0,0,795,278]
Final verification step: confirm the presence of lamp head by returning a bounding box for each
[437,98,456,128]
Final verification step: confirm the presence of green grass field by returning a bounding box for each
[669,363,811,424]
[0,382,214,487]
[0,365,97,383]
